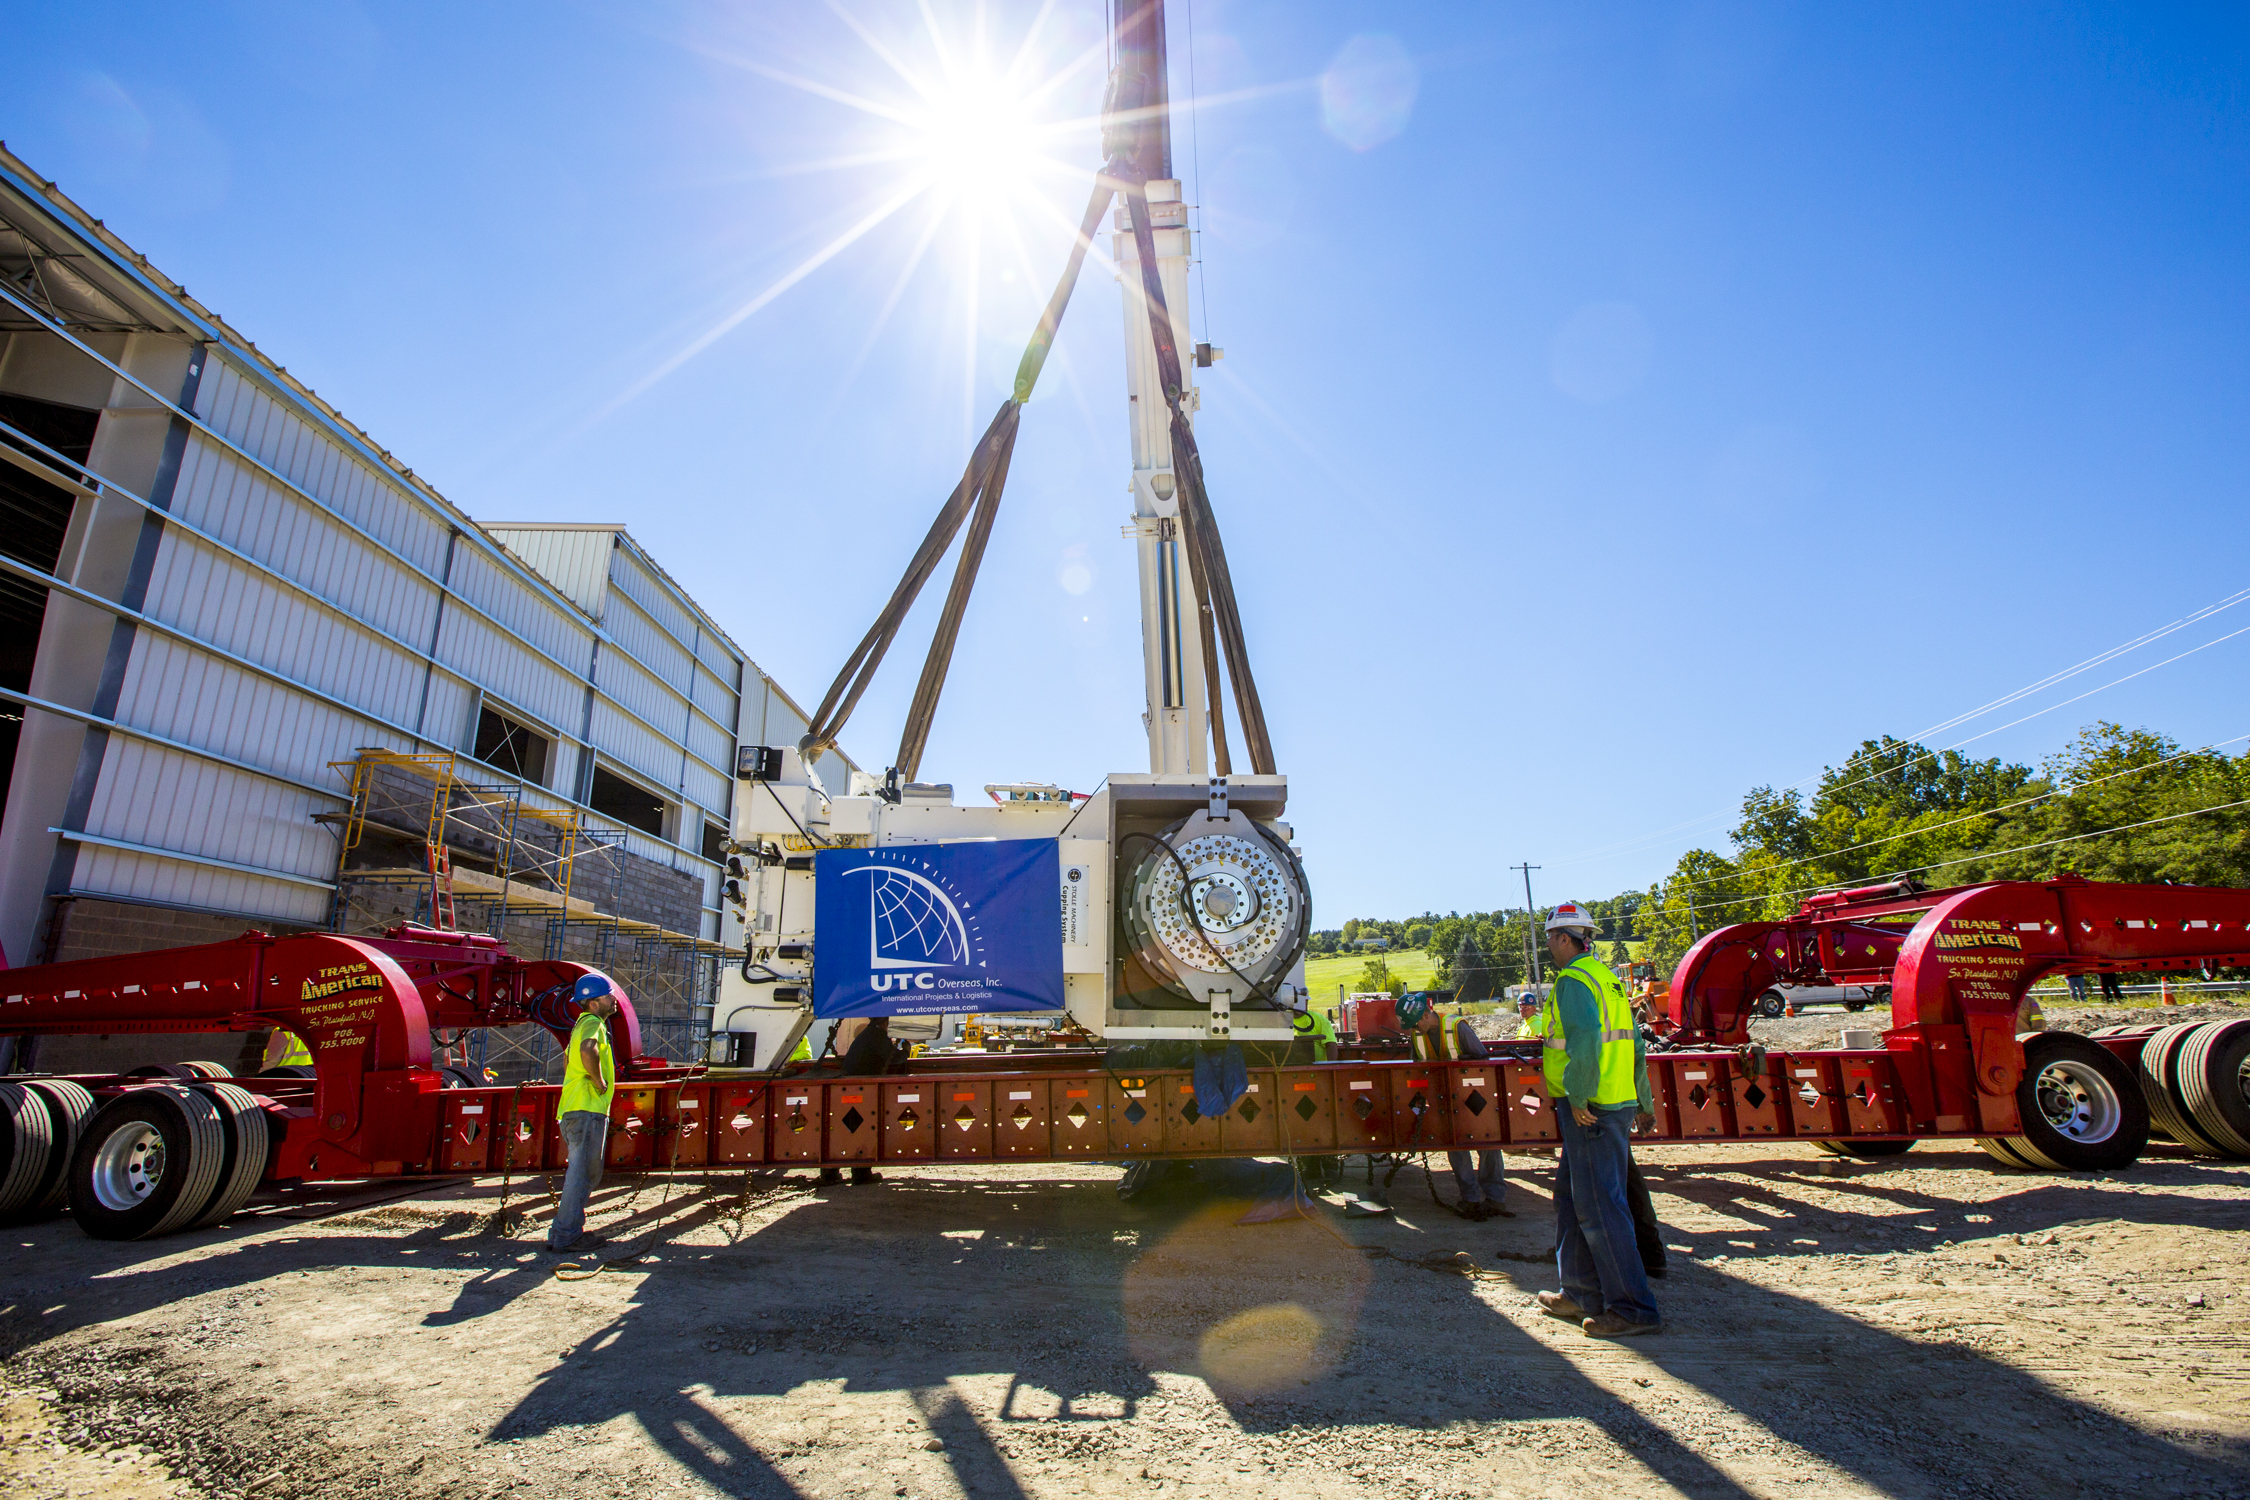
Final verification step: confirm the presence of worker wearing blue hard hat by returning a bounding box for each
[548,973,621,1254]
[1402,992,1513,1221]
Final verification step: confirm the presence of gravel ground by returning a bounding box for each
[1469,997,2248,1052]
[1743,997,2247,1052]
[2,1137,2246,1500]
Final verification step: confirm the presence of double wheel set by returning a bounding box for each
[0,1064,276,1240]
[1974,1021,2250,1172]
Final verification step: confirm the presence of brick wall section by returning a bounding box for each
[24,898,313,1076]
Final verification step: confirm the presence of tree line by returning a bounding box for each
[1310,893,1645,1001]
[1634,721,2250,973]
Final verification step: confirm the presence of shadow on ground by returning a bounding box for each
[2,1148,2245,1499]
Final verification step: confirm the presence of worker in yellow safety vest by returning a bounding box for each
[1292,1004,1336,1061]
[1532,903,1661,1339]
[261,1028,313,1072]
[546,974,620,1254]
[1513,989,1545,1040]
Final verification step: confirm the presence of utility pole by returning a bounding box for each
[1513,862,1542,985]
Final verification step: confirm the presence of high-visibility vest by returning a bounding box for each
[1292,1007,1335,1059]
[1540,956,1638,1107]
[557,1011,615,1119]
[274,1031,313,1067]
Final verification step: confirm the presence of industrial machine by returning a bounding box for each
[712,0,1311,1068]
[2,4,2249,1247]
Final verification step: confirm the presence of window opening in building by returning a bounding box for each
[702,819,726,865]
[474,705,549,785]
[589,764,668,839]
[0,393,103,833]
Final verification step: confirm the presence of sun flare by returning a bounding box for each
[910,79,1043,201]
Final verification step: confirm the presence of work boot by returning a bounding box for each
[1582,1312,1663,1338]
[1535,1291,1587,1321]
[1460,1200,1489,1222]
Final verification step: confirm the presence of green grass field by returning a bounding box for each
[1302,948,1440,998]
[1302,941,1655,1001]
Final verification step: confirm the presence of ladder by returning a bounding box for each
[426,841,458,931]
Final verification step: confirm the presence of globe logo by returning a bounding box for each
[850,866,974,970]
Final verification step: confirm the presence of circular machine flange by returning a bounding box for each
[1124,811,1305,1002]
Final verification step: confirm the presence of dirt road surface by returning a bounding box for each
[5,1130,2246,1500]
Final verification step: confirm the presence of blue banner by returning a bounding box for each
[812,839,1064,1019]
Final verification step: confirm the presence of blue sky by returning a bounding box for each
[8,2,2248,922]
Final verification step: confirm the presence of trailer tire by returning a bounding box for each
[68,1085,229,1240]
[2014,1032,2147,1172]
[2175,1019,2250,1158]
[1835,1139,1913,1158]
[0,1083,58,1218]
[256,1065,316,1079]
[2137,1024,2227,1156]
[439,1066,480,1090]
[1755,990,1786,1019]
[13,1080,96,1218]
[180,1061,233,1078]
[1976,1136,2043,1170]
[185,1083,274,1230]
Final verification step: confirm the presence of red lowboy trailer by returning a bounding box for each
[0,875,2246,1242]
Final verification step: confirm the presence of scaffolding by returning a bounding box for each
[325,749,731,1083]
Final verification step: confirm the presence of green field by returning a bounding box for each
[1301,941,1655,1002]
[1302,948,1440,998]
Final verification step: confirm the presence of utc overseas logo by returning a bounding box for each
[848,860,987,992]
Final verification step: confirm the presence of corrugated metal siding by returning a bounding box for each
[73,844,331,927]
[143,532,431,733]
[169,435,440,652]
[483,527,615,620]
[195,357,451,579]
[81,737,337,889]
[694,627,741,687]
[609,549,695,648]
[685,716,734,788]
[603,594,695,699]
[117,632,382,788]
[586,699,680,799]
[689,663,738,730]
[434,589,586,740]
[590,643,682,755]
[444,545,597,685]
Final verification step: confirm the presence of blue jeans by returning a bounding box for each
[1554,1105,1659,1325]
[549,1109,609,1249]
[1448,1149,1504,1204]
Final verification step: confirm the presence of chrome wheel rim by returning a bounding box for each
[91,1123,166,1211]
[2034,1059,2120,1145]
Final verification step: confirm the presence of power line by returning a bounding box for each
[1670,793,2250,918]
[1183,0,1211,339]
[1553,581,2250,871]
[1659,731,2250,896]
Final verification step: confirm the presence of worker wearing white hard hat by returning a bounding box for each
[1533,903,1661,1337]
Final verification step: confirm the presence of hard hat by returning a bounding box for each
[1544,902,1598,937]
[573,973,614,1004]
[1394,993,1431,1028]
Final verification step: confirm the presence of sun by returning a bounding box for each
[910,77,1043,202]
[603,5,1112,423]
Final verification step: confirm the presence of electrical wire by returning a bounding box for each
[1117,829,1302,1012]
[1679,793,2250,917]
[1555,582,2250,870]
[1184,0,1211,341]
[1659,730,2250,896]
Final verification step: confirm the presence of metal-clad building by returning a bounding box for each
[0,146,846,984]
